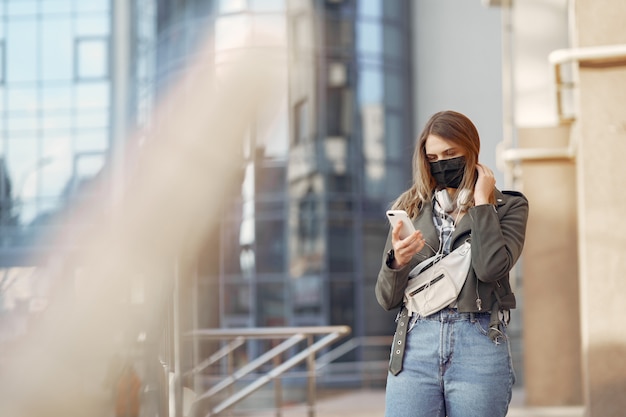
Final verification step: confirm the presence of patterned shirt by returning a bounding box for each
[432,196,457,254]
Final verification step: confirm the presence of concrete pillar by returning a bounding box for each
[519,126,582,405]
[574,1,626,415]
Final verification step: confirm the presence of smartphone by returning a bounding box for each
[385,210,416,240]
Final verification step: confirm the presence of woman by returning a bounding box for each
[376,110,528,417]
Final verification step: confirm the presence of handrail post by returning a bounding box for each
[226,346,235,417]
[306,334,316,417]
[273,340,283,417]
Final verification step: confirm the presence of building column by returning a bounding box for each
[574,1,626,415]
[519,126,582,406]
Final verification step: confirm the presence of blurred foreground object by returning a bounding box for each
[0,35,285,417]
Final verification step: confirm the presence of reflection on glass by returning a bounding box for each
[41,0,73,15]
[75,0,110,13]
[75,16,110,36]
[7,20,37,82]
[76,38,109,80]
[219,0,246,14]
[358,68,383,104]
[0,41,4,82]
[293,276,321,314]
[358,0,382,17]
[357,21,382,55]
[258,283,285,325]
[225,283,251,315]
[42,18,73,81]
[250,0,284,12]
[7,1,37,17]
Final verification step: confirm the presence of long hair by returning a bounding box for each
[391,110,492,218]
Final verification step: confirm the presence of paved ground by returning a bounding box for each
[241,388,584,417]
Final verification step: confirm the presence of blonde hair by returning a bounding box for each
[391,110,494,218]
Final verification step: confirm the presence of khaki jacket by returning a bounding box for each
[376,189,529,314]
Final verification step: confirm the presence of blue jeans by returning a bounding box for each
[384,308,515,417]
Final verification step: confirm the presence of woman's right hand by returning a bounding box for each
[390,221,425,268]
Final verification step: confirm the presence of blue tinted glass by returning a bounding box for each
[250,0,284,11]
[75,82,109,109]
[41,136,72,197]
[75,16,110,36]
[7,1,37,16]
[383,26,403,60]
[219,0,246,14]
[7,86,38,111]
[75,0,109,13]
[358,67,383,104]
[384,73,403,108]
[6,21,38,82]
[41,0,73,14]
[357,21,382,55]
[42,18,73,81]
[358,0,382,17]
[75,130,108,152]
[76,38,108,79]
[42,86,72,111]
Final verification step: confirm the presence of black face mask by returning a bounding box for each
[429,156,466,189]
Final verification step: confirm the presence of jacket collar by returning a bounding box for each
[418,188,508,254]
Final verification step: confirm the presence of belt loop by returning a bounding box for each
[470,312,475,322]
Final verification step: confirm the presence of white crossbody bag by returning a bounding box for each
[403,240,472,317]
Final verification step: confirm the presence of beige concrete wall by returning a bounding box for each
[519,126,582,406]
[574,1,626,415]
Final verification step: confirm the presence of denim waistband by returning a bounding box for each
[417,307,491,322]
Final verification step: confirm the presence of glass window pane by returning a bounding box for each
[75,111,108,129]
[357,21,382,55]
[7,87,38,111]
[358,67,383,104]
[328,218,354,272]
[75,16,110,36]
[42,86,73,111]
[219,0,246,14]
[7,1,37,16]
[258,283,285,326]
[75,0,110,13]
[75,152,105,180]
[383,26,403,60]
[7,21,38,82]
[76,38,109,80]
[224,283,251,314]
[6,136,39,199]
[384,73,403,108]
[42,0,73,15]
[385,113,406,160]
[256,219,285,273]
[75,82,109,108]
[75,130,108,152]
[358,0,382,17]
[250,0,284,12]
[42,18,73,81]
[293,277,322,314]
[383,1,403,19]
[8,115,38,133]
[41,137,72,197]
[0,41,5,82]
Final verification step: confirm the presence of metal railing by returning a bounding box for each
[184,326,352,417]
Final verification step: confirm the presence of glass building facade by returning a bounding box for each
[152,0,414,364]
[0,1,112,252]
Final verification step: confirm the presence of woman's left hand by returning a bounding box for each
[474,163,496,205]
